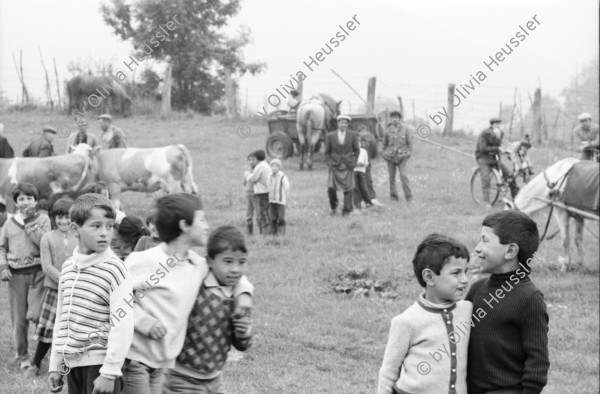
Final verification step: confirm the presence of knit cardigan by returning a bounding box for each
[40,230,78,289]
[0,213,51,273]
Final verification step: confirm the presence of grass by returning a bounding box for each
[0,111,598,393]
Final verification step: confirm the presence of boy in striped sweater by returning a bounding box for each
[48,194,133,394]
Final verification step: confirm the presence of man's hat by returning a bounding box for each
[337,114,352,122]
[390,110,402,118]
[489,117,502,124]
[42,126,57,134]
[578,113,592,121]
[98,114,113,121]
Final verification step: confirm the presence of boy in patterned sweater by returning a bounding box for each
[163,226,253,393]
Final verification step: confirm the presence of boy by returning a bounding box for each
[0,183,51,370]
[122,195,253,394]
[267,158,290,236]
[243,154,258,236]
[163,226,253,393]
[378,233,471,394]
[247,150,271,235]
[353,136,374,209]
[509,134,534,176]
[466,210,549,394]
[48,193,133,394]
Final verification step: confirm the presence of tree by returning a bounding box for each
[101,0,264,113]
[561,56,599,120]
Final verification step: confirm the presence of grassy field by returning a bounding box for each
[0,111,598,393]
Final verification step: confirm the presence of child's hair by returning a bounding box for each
[79,181,110,197]
[11,183,39,203]
[482,211,539,266]
[70,193,116,227]
[37,198,50,212]
[412,233,470,287]
[117,216,150,249]
[207,225,247,260]
[0,202,5,214]
[249,150,266,161]
[50,198,74,220]
[155,193,203,243]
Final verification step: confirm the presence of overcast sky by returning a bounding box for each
[0,0,598,130]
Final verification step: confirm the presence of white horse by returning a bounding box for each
[504,157,589,270]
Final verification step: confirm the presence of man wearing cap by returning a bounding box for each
[65,118,100,154]
[98,114,127,149]
[0,123,15,159]
[325,114,360,216]
[382,110,413,203]
[23,126,56,157]
[475,117,518,206]
[573,113,599,160]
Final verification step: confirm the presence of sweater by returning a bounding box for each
[125,244,254,369]
[243,170,254,193]
[248,161,271,194]
[101,126,127,149]
[378,298,472,394]
[0,213,51,274]
[465,271,549,394]
[49,247,133,377]
[267,171,290,205]
[174,271,253,380]
[40,230,78,289]
[354,147,369,173]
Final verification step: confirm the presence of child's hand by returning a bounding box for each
[48,372,64,393]
[148,321,167,339]
[234,293,253,318]
[23,204,36,219]
[232,315,252,338]
[0,267,11,281]
[92,375,115,394]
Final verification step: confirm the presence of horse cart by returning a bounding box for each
[265,110,383,160]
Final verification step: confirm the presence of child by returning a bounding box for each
[267,158,290,236]
[243,155,258,235]
[30,198,78,376]
[247,150,271,235]
[353,136,374,209]
[0,183,51,370]
[79,181,126,224]
[378,233,471,394]
[466,210,549,394]
[163,225,253,393]
[509,134,534,176]
[114,216,150,260]
[122,196,253,394]
[133,211,161,252]
[48,193,133,394]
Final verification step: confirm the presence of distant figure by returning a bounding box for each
[23,126,57,157]
[287,89,300,113]
[98,114,127,149]
[267,158,290,235]
[509,134,534,176]
[382,111,413,203]
[353,135,374,209]
[65,119,100,154]
[573,112,599,160]
[0,123,15,158]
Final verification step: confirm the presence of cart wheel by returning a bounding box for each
[470,167,502,205]
[266,132,294,159]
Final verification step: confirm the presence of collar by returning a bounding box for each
[72,246,117,270]
[160,243,198,265]
[489,269,530,286]
[417,293,456,313]
[204,271,234,297]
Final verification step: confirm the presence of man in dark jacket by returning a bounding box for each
[325,115,360,216]
[0,124,15,158]
[23,126,56,157]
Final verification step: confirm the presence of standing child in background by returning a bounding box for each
[114,216,150,260]
[163,226,253,394]
[243,154,258,236]
[466,211,549,394]
[134,211,161,252]
[509,134,534,177]
[247,150,271,235]
[0,183,51,370]
[48,193,133,394]
[267,158,290,236]
[378,233,471,394]
[29,198,78,377]
[353,136,374,210]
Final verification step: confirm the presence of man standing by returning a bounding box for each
[475,117,518,206]
[0,123,15,158]
[325,114,360,216]
[23,126,56,157]
[98,114,127,149]
[65,118,100,154]
[573,113,599,160]
[382,111,413,203]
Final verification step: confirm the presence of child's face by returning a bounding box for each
[475,226,514,274]
[427,257,469,303]
[187,210,209,247]
[148,222,159,239]
[73,208,114,255]
[208,248,248,287]
[248,157,258,168]
[16,193,36,215]
[55,214,71,233]
[271,163,280,175]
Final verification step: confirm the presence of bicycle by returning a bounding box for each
[470,151,529,206]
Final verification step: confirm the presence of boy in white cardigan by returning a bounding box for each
[378,233,472,394]
[267,158,290,236]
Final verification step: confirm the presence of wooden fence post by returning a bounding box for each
[161,63,172,115]
[38,47,54,111]
[532,88,542,144]
[367,77,376,111]
[443,84,455,135]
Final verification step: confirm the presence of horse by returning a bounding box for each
[504,157,599,270]
[295,94,341,170]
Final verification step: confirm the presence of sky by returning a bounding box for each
[0,0,598,131]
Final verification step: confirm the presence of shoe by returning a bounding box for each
[371,199,384,207]
[390,196,399,202]
[19,359,31,369]
[25,365,39,377]
[330,209,337,216]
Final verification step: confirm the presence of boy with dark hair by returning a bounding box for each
[466,210,549,394]
[378,233,471,394]
[0,183,51,370]
[164,225,253,393]
[122,195,253,394]
[48,193,133,394]
[247,150,271,235]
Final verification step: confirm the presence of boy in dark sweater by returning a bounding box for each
[466,210,549,394]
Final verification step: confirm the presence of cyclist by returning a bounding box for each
[475,117,518,206]
[509,134,534,177]
[573,112,599,161]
